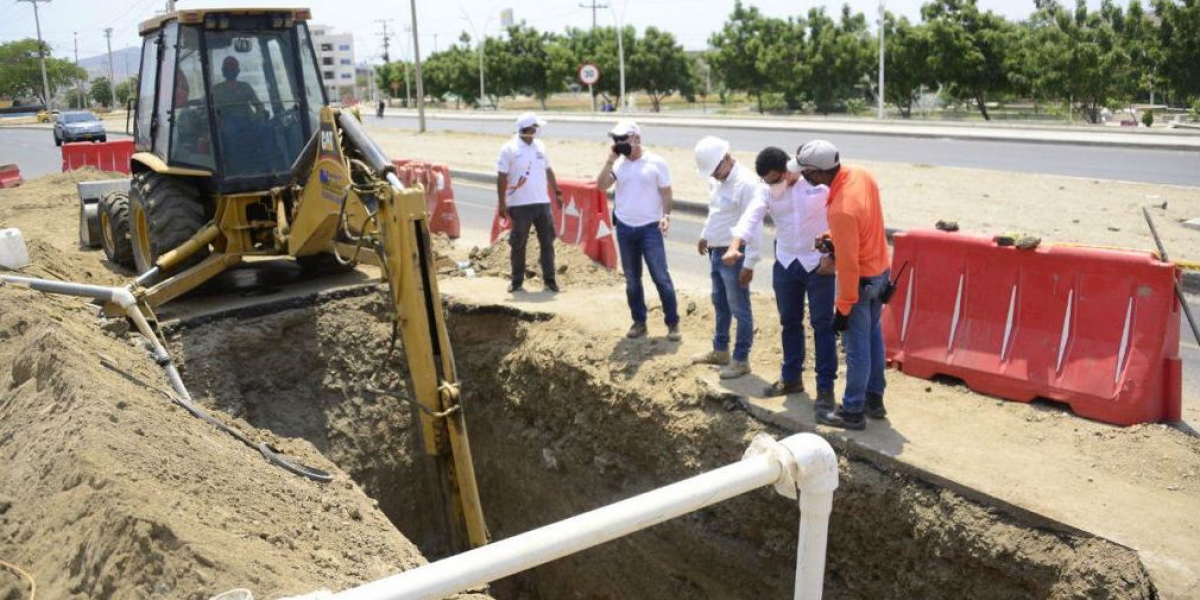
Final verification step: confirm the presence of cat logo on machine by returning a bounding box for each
[320,130,335,154]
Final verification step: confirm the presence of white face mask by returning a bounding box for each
[769,181,788,200]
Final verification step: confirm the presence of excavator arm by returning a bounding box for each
[288,106,488,551]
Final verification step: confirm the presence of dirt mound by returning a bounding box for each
[460,237,624,287]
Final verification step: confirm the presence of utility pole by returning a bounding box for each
[74,31,84,108]
[17,0,54,110]
[376,19,392,62]
[578,0,607,30]
[877,0,885,119]
[409,0,425,133]
[402,24,412,108]
[104,27,116,92]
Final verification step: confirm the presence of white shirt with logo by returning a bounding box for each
[700,162,760,264]
[731,179,830,271]
[496,136,551,207]
[613,151,672,227]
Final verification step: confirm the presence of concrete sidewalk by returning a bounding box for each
[389,108,1200,151]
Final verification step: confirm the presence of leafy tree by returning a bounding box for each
[1153,0,1200,105]
[375,61,412,105]
[921,0,1015,120]
[89,77,113,108]
[497,24,572,109]
[803,5,874,114]
[883,14,934,118]
[0,39,86,107]
[421,35,480,107]
[561,26,635,104]
[708,1,786,113]
[628,27,693,112]
[114,78,136,106]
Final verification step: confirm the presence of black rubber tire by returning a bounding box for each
[99,191,135,268]
[99,136,107,143]
[130,173,210,275]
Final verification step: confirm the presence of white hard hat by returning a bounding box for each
[694,136,730,176]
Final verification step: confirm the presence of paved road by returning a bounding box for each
[371,115,1200,187]
[450,180,1199,419]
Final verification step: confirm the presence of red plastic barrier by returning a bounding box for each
[489,179,616,270]
[0,163,23,188]
[61,139,134,174]
[882,229,1182,426]
[389,159,460,239]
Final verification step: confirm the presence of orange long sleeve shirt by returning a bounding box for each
[827,165,890,315]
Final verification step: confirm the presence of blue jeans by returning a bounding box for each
[773,259,837,390]
[842,271,890,413]
[615,217,679,326]
[709,249,753,361]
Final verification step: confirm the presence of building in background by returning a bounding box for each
[310,25,356,103]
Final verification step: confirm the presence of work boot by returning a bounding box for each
[507,281,524,293]
[816,407,867,431]
[626,321,647,339]
[691,350,731,365]
[667,324,682,341]
[719,360,751,379]
[544,280,560,293]
[764,379,804,397]
[815,390,836,413]
[865,392,887,419]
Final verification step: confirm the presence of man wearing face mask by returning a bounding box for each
[722,146,836,404]
[496,112,563,293]
[597,120,680,341]
[691,136,758,379]
[792,140,890,431]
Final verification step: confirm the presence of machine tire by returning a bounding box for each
[130,173,210,275]
[99,191,135,268]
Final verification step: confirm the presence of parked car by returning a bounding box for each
[53,111,106,146]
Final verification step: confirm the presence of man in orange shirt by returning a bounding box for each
[791,140,890,431]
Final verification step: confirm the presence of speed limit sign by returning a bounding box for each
[578,63,600,86]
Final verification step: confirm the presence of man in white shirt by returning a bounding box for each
[723,147,837,406]
[692,136,758,378]
[496,112,563,293]
[596,120,680,340]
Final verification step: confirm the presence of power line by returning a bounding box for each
[578,1,608,30]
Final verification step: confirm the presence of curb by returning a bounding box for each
[449,166,1200,295]
[396,110,1200,152]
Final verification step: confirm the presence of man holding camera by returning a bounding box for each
[792,140,890,431]
[723,147,837,403]
[597,120,680,341]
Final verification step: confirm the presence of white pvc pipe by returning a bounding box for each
[330,433,838,600]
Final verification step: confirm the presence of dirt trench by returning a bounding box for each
[166,290,1158,600]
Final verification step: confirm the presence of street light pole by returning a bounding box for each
[18,0,54,110]
[877,0,885,119]
[610,2,626,112]
[409,0,425,132]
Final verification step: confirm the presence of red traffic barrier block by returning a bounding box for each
[488,178,615,270]
[0,163,23,189]
[61,139,134,174]
[882,229,1182,426]
[389,160,461,239]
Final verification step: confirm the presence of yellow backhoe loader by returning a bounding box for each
[92,7,488,552]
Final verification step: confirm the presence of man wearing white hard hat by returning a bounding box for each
[596,120,680,341]
[691,136,758,379]
[793,140,890,431]
[496,112,563,293]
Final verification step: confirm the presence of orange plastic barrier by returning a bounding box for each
[0,163,23,188]
[489,179,616,270]
[390,159,461,239]
[61,139,134,174]
[881,229,1182,426]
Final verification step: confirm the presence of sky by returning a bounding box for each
[0,0,1127,65]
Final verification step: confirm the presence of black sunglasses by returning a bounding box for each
[611,134,631,143]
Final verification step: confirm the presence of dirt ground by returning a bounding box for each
[0,154,1197,598]
[363,126,1200,263]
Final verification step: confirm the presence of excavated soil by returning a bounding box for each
[0,170,1188,599]
[454,237,625,289]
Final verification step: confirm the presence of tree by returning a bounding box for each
[883,14,934,118]
[114,78,136,106]
[375,62,411,105]
[420,35,480,107]
[921,0,1015,120]
[0,39,86,107]
[561,26,633,105]
[708,1,786,113]
[628,27,693,112]
[803,5,874,114]
[1154,0,1200,105]
[89,77,113,108]
[497,24,572,109]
